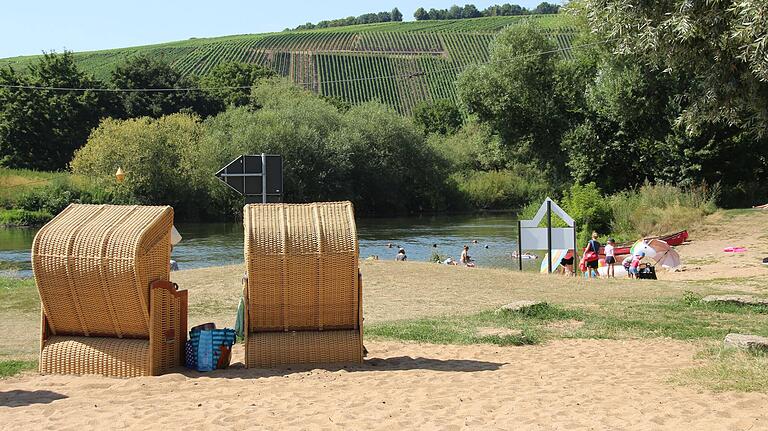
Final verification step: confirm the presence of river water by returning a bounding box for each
[0,213,542,278]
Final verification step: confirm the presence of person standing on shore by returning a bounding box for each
[604,238,616,277]
[583,231,601,278]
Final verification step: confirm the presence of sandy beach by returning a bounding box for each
[1,210,767,430]
[2,339,767,431]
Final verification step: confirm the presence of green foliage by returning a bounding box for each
[110,55,214,118]
[188,80,451,216]
[428,121,508,172]
[71,113,204,215]
[332,102,451,213]
[454,169,548,210]
[0,51,109,170]
[0,209,51,227]
[580,0,768,137]
[412,99,463,135]
[561,182,612,243]
[199,61,274,108]
[457,20,569,181]
[608,183,717,240]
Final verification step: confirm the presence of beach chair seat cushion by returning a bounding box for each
[41,336,150,377]
[246,330,363,368]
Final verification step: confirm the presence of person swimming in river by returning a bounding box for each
[512,251,538,260]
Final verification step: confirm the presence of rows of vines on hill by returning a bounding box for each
[0,15,576,113]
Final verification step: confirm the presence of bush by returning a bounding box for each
[609,182,717,240]
[0,209,52,226]
[455,169,548,210]
[562,182,613,244]
[71,113,204,217]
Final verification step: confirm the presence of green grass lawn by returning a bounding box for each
[0,360,37,378]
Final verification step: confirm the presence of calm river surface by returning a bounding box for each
[0,213,541,278]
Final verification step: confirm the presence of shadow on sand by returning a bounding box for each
[180,356,507,379]
[0,390,68,407]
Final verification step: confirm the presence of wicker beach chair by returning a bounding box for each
[32,204,187,377]
[243,201,364,368]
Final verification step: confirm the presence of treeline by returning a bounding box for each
[0,53,273,171]
[289,8,403,31]
[413,3,559,21]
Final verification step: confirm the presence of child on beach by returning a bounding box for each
[604,238,616,277]
[460,245,475,267]
[628,251,644,279]
[622,255,633,278]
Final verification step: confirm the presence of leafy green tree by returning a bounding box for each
[414,7,428,20]
[580,0,768,136]
[111,55,212,118]
[0,51,109,170]
[330,103,451,213]
[199,61,274,108]
[71,113,205,215]
[391,8,403,21]
[448,5,463,19]
[533,2,559,14]
[462,4,482,18]
[412,99,463,135]
[457,21,567,181]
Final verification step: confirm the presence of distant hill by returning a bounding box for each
[0,15,577,113]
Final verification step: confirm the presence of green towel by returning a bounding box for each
[234,296,245,339]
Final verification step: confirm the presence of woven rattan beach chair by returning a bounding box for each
[32,204,188,377]
[243,201,364,368]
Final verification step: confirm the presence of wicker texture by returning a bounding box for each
[41,336,150,377]
[33,204,187,377]
[244,202,363,367]
[246,330,363,368]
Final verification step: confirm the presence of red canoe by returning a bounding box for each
[602,230,689,257]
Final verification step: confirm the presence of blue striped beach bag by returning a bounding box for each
[185,323,236,372]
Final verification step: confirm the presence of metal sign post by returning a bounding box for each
[547,200,552,274]
[517,198,576,275]
[215,154,283,204]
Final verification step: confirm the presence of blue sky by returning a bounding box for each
[1,0,552,58]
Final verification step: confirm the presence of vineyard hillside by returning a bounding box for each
[0,15,577,113]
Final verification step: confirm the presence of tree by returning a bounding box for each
[533,2,559,14]
[457,22,567,180]
[200,62,274,109]
[448,5,463,19]
[391,7,403,21]
[71,114,204,214]
[462,4,482,18]
[0,51,109,170]
[580,0,768,137]
[414,7,428,20]
[412,99,463,135]
[111,55,212,118]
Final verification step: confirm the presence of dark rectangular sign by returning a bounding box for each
[215,154,283,203]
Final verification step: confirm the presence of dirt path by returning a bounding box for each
[663,210,768,289]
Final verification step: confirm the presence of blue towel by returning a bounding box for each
[197,330,214,372]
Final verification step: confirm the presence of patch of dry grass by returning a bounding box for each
[673,345,768,393]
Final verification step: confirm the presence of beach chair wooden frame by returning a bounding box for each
[32,204,187,377]
[243,202,364,368]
